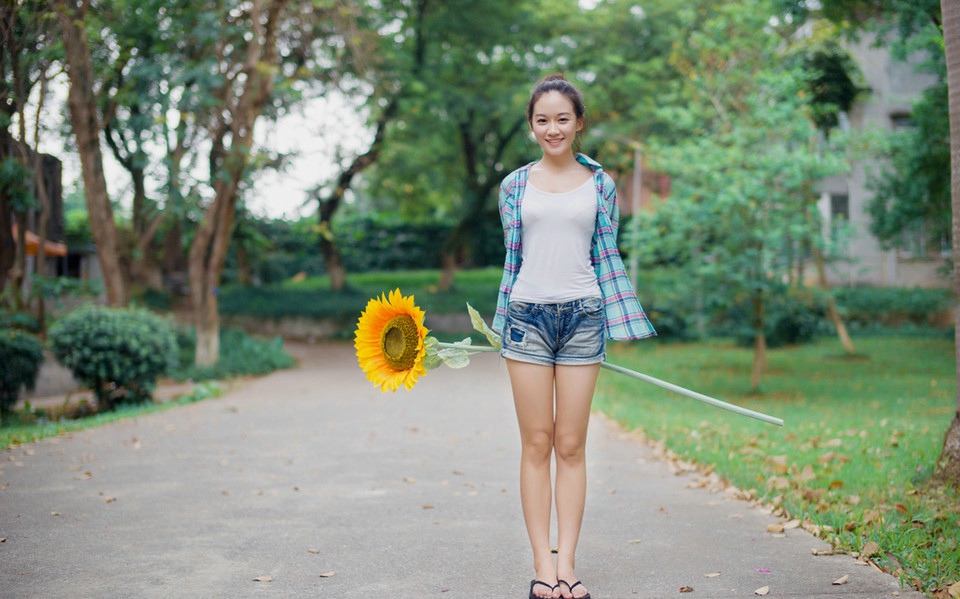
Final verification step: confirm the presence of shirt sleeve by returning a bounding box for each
[499,178,514,244]
[601,172,620,236]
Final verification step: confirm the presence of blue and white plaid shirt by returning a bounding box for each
[493,153,656,341]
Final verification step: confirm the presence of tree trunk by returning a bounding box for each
[438,114,526,291]
[236,245,252,287]
[189,0,289,366]
[0,191,12,292]
[189,186,236,366]
[318,230,346,290]
[438,252,459,293]
[750,288,767,392]
[55,0,126,306]
[813,247,856,354]
[804,195,856,354]
[315,98,398,291]
[11,211,26,308]
[939,0,960,485]
[31,71,51,336]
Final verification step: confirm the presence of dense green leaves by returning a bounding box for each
[48,305,177,411]
[630,0,850,388]
[0,329,44,416]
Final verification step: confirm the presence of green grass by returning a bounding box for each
[1,381,223,449]
[596,337,959,596]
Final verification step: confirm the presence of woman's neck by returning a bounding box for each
[536,152,579,171]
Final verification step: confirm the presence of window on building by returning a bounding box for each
[890,112,914,132]
[829,194,850,249]
[830,194,849,220]
[898,222,951,260]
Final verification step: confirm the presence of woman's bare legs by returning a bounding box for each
[554,363,600,598]
[507,358,561,599]
[508,359,600,599]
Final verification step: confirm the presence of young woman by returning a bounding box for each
[492,74,656,599]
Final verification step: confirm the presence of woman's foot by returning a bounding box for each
[529,579,559,599]
[558,578,591,599]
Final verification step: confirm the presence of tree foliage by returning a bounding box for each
[635,0,849,390]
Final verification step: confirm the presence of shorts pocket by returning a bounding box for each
[582,297,604,319]
[507,301,534,316]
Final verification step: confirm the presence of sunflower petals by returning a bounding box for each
[355,289,429,392]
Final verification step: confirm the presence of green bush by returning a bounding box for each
[170,326,295,382]
[48,305,178,411]
[0,329,44,417]
[834,286,953,327]
[721,287,829,348]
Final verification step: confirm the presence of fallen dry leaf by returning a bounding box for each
[766,523,784,533]
[755,586,770,596]
[307,549,320,554]
[861,541,879,557]
[947,581,960,598]
[783,519,801,530]
[103,497,117,504]
[422,504,435,510]
[811,548,835,556]
[679,585,694,593]
[833,575,849,585]
[319,571,336,578]
[252,576,272,582]
[627,539,642,544]
[403,476,416,484]
[0,537,6,543]
[704,572,721,578]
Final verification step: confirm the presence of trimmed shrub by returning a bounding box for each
[0,329,44,417]
[171,326,295,382]
[48,305,177,411]
[833,286,953,327]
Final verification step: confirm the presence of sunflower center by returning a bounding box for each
[380,314,420,371]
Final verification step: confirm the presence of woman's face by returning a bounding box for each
[529,90,582,159]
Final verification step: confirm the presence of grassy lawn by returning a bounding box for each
[596,336,959,596]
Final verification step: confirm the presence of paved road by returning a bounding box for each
[1,342,921,598]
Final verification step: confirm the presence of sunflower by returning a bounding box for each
[355,288,429,392]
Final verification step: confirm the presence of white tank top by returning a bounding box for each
[509,178,601,303]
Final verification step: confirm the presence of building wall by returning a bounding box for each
[815,35,946,288]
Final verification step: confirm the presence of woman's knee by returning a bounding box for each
[522,428,555,461]
[554,432,586,464]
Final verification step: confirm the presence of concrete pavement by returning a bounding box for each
[0,342,922,598]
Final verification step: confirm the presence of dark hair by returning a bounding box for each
[526,74,586,123]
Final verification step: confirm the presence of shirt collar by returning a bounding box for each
[576,153,603,171]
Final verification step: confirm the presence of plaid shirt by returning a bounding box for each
[493,153,657,341]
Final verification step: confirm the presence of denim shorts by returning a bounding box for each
[500,297,606,366]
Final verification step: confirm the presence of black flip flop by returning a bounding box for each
[529,579,558,599]
[559,579,592,599]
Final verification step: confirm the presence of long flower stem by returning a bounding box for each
[437,342,784,427]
